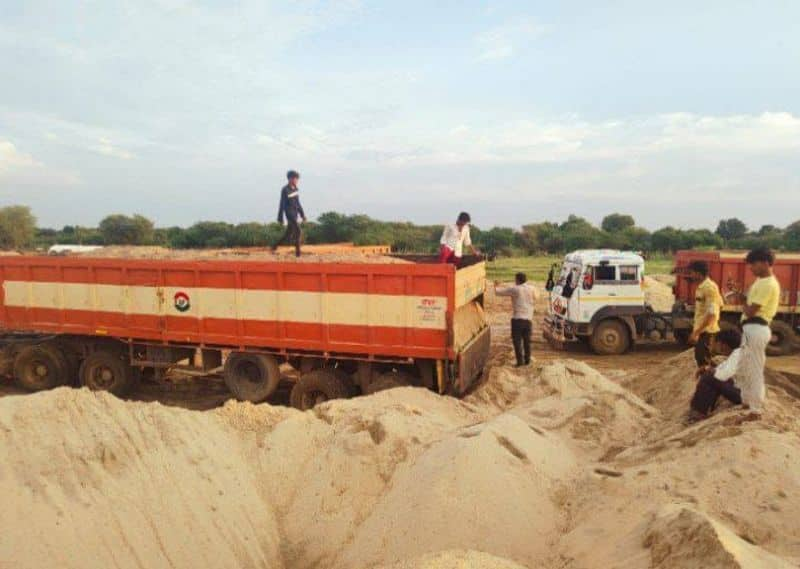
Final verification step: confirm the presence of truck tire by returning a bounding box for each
[224,352,280,403]
[590,319,631,355]
[290,369,353,410]
[767,321,798,357]
[363,371,415,395]
[79,351,136,396]
[13,344,71,391]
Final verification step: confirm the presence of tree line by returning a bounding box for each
[2,205,800,255]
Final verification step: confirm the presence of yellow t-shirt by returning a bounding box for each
[693,277,722,334]
[744,275,781,324]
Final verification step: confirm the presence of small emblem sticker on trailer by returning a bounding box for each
[174,291,191,312]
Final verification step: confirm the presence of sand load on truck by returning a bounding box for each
[61,244,409,263]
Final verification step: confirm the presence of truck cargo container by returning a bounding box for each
[0,254,490,409]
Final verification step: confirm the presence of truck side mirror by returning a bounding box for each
[583,272,593,290]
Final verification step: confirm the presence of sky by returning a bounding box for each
[1,0,799,231]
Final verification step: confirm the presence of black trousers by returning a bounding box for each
[275,218,302,256]
[511,318,532,365]
[690,372,742,415]
[694,332,715,367]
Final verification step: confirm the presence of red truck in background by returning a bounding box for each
[0,254,490,408]
[671,250,800,355]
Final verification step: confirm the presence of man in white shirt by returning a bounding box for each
[494,272,537,366]
[688,329,743,421]
[439,212,479,265]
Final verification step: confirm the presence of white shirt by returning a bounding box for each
[714,348,741,382]
[440,224,472,257]
[495,283,536,320]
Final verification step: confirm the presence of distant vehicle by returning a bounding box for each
[0,253,490,409]
[543,249,800,356]
[47,245,104,255]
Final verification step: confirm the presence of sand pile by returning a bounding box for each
[3,352,800,568]
[642,275,674,312]
[0,381,576,569]
[66,245,411,264]
[645,505,794,568]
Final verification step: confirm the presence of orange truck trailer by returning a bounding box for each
[671,250,800,355]
[0,255,490,409]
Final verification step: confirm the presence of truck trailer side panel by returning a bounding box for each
[0,258,469,360]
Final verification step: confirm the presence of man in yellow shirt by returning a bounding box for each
[687,261,723,367]
[734,247,781,413]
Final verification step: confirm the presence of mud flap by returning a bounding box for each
[455,326,491,395]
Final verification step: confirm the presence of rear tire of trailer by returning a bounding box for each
[590,319,631,355]
[223,352,281,403]
[13,344,71,391]
[767,321,798,357]
[290,369,353,410]
[363,371,415,395]
[79,351,136,397]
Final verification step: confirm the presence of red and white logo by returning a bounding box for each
[174,291,191,312]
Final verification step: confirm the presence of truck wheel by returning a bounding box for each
[767,321,798,356]
[363,371,415,395]
[290,369,353,410]
[13,344,71,391]
[590,320,631,355]
[79,351,136,396]
[223,352,280,403]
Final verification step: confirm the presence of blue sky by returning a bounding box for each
[1,0,799,230]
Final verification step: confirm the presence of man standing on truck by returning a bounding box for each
[687,260,724,367]
[273,170,307,257]
[733,247,781,414]
[439,212,479,265]
[495,272,537,367]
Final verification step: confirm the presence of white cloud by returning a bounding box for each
[0,139,79,187]
[0,140,40,173]
[476,18,545,61]
[88,137,135,160]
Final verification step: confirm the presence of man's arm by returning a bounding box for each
[297,194,306,222]
[744,303,761,318]
[277,188,287,224]
[493,281,512,296]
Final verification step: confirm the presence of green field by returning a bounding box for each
[486,254,675,283]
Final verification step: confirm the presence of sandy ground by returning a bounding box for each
[1,277,799,568]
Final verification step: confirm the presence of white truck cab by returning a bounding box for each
[543,250,662,354]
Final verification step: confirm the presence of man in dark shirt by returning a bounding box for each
[273,170,306,257]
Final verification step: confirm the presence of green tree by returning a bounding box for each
[99,214,155,245]
[715,218,748,242]
[785,220,800,250]
[601,213,636,233]
[0,205,37,249]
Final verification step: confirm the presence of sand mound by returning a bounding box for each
[4,350,800,568]
[0,388,283,569]
[643,275,674,312]
[381,550,528,569]
[645,505,794,568]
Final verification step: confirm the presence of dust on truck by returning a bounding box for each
[0,255,490,409]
